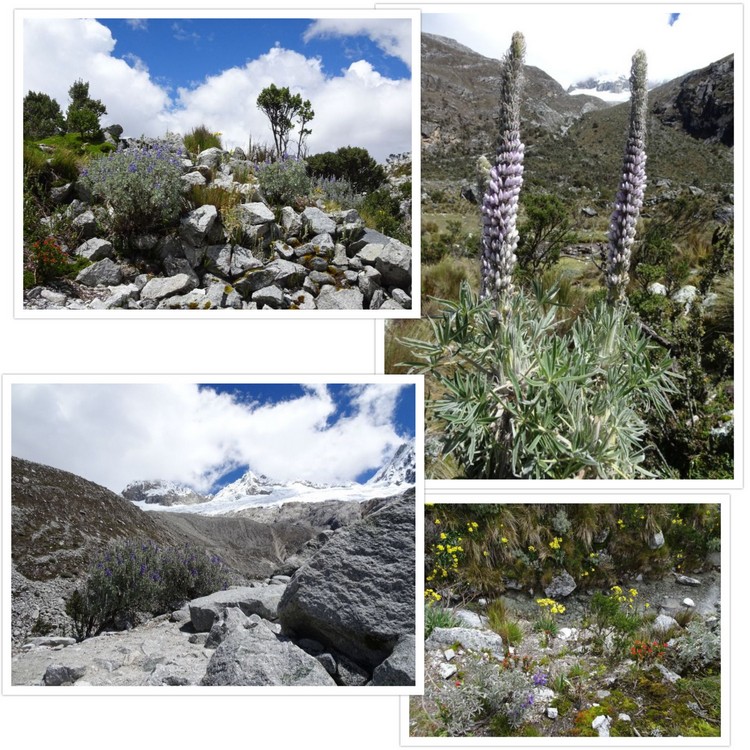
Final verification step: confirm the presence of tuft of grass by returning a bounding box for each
[189,184,241,214]
[425,602,461,638]
[184,125,223,155]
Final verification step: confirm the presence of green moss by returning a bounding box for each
[550,696,573,716]
[187,302,199,309]
[571,706,609,737]
[203,301,212,309]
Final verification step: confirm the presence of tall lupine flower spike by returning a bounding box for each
[606,49,648,304]
[480,32,526,305]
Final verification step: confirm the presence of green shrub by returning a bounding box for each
[66,539,230,641]
[312,175,362,210]
[360,188,406,241]
[307,146,385,194]
[23,90,65,139]
[255,157,311,206]
[183,124,223,155]
[25,236,71,285]
[81,141,184,242]
[670,619,720,673]
[403,281,680,479]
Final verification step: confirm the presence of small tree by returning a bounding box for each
[66,79,107,140]
[23,91,65,139]
[257,84,313,160]
[516,193,574,277]
[295,99,314,159]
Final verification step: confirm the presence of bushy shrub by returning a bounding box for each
[670,619,720,673]
[183,125,223,155]
[81,142,184,241]
[404,281,680,479]
[307,146,385,194]
[25,237,71,285]
[360,188,407,241]
[312,175,363,210]
[255,157,311,206]
[65,539,229,641]
[23,90,65,139]
[433,658,536,735]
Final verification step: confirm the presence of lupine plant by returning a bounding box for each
[81,140,185,242]
[606,50,648,303]
[402,37,679,479]
[480,32,525,303]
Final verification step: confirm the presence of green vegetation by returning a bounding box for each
[255,157,312,207]
[413,503,721,739]
[183,124,223,155]
[256,83,314,159]
[65,79,107,140]
[307,146,386,194]
[65,539,230,641]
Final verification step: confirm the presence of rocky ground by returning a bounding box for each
[412,565,721,737]
[24,138,412,311]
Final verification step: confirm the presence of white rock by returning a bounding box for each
[547,707,558,719]
[438,663,457,680]
[444,649,455,662]
[619,713,631,722]
[558,627,577,640]
[592,715,611,737]
[682,598,695,608]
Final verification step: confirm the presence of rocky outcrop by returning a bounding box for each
[23,138,412,311]
[121,479,209,507]
[201,615,336,686]
[277,489,415,673]
[651,55,734,146]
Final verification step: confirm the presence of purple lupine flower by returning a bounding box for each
[532,670,548,686]
[480,32,526,305]
[606,50,648,304]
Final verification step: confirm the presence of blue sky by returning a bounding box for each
[23,16,412,162]
[96,18,411,92]
[12,382,415,492]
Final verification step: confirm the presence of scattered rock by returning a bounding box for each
[426,627,504,660]
[544,570,577,598]
[675,574,702,586]
[592,714,611,737]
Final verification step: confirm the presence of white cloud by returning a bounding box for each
[125,19,148,32]
[422,5,739,89]
[23,18,411,161]
[11,383,408,493]
[303,18,412,69]
[23,18,172,135]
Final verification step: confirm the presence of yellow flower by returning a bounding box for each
[483,550,489,557]
[440,532,447,540]
[629,588,638,598]
[645,602,650,609]
[436,544,445,551]
[434,519,441,525]
[611,585,623,596]
[549,537,562,550]
[528,545,536,553]
[501,537,508,544]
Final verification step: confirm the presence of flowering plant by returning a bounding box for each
[27,236,70,283]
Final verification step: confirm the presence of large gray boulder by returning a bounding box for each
[357,239,411,290]
[180,204,217,246]
[141,273,197,302]
[301,207,336,236]
[201,616,336,686]
[277,490,415,673]
[196,147,223,170]
[76,258,122,287]
[189,586,286,631]
[75,238,113,262]
[370,634,416,686]
[316,287,364,310]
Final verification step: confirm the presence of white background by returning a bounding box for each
[3,1,746,749]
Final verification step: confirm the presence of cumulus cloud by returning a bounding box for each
[11,383,410,493]
[22,18,411,162]
[23,18,173,136]
[303,18,412,68]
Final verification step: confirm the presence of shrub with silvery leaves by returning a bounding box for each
[433,657,536,735]
[255,156,311,206]
[81,141,184,241]
[670,619,720,673]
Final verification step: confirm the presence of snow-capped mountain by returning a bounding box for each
[121,479,209,507]
[124,443,417,517]
[368,441,416,486]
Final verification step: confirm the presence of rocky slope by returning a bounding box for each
[11,458,417,686]
[422,32,733,200]
[121,479,209,506]
[421,32,608,177]
[24,138,412,311]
